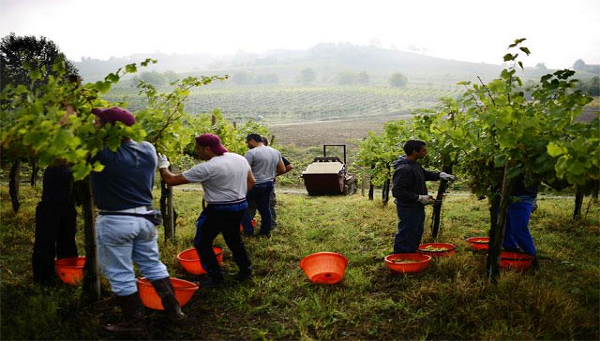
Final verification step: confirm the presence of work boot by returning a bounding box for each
[197,272,225,288]
[150,277,185,320]
[104,292,146,333]
[530,256,540,273]
[235,269,253,282]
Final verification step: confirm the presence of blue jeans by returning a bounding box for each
[393,205,426,253]
[96,215,169,296]
[242,182,274,235]
[503,200,536,255]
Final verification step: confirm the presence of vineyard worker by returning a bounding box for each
[241,133,286,237]
[33,75,82,286]
[391,140,455,254]
[502,177,540,270]
[157,134,255,288]
[246,136,294,230]
[91,107,184,333]
[32,162,79,286]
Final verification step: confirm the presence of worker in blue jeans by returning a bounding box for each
[502,178,540,270]
[91,107,183,333]
[241,134,285,237]
[391,140,455,253]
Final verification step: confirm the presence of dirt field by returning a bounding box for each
[269,113,411,147]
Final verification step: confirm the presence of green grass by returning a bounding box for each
[1,185,598,340]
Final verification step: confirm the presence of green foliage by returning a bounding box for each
[0,33,79,91]
[358,39,598,197]
[1,58,156,179]
[389,72,408,88]
[298,68,316,84]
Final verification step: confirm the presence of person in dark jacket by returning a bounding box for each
[391,140,455,253]
[32,163,78,286]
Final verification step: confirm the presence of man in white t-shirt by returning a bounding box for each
[158,134,255,287]
[241,134,285,237]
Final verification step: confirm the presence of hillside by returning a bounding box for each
[76,42,598,85]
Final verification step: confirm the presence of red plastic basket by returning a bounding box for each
[384,253,432,274]
[418,243,457,257]
[54,257,85,285]
[177,247,223,275]
[300,252,348,284]
[499,251,534,271]
[137,277,198,310]
[466,237,489,251]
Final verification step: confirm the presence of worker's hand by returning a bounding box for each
[440,172,456,182]
[418,195,435,205]
[157,153,170,169]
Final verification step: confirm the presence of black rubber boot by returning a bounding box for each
[197,272,226,288]
[104,292,145,333]
[150,277,185,320]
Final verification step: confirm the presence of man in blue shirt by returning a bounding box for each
[91,107,183,333]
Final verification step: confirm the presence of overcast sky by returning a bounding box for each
[1,0,599,69]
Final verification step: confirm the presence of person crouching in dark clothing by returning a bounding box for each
[391,140,455,254]
[32,163,78,286]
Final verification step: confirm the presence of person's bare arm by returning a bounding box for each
[159,168,190,186]
[276,159,286,175]
[247,170,255,191]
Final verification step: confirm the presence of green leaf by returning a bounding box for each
[106,73,120,83]
[125,64,137,73]
[503,54,515,62]
[30,69,42,80]
[518,61,524,70]
[94,81,112,93]
[547,142,568,157]
[519,47,531,56]
[92,161,105,172]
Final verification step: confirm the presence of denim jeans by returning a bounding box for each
[247,185,278,229]
[96,215,169,296]
[195,203,251,279]
[393,205,426,253]
[242,181,274,234]
[503,201,536,255]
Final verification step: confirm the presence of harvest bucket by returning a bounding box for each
[418,243,457,257]
[466,237,489,251]
[54,256,85,285]
[137,277,199,310]
[177,247,224,275]
[300,252,348,284]
[499,251,534,271]
[384,253,432,274]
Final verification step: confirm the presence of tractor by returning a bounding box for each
[301,144,357,196]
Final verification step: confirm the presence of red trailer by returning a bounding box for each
[302,145,357,196]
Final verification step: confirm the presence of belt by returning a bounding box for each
[99,206,150,214]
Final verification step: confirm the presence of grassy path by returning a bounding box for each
[1,187,598,339]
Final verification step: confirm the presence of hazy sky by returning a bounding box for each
[1,0,599,69]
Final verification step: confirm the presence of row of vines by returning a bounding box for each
[106,84,462,122]
[356,39,599,282]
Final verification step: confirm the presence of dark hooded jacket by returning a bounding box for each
[391,156,440,208]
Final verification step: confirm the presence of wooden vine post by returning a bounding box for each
[430,163,453,240]
[486,162,516,283]
[9,161,20,213]
[79,177,101,302]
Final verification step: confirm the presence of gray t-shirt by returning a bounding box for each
[182,153,251,204]
[244,146,282,184]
